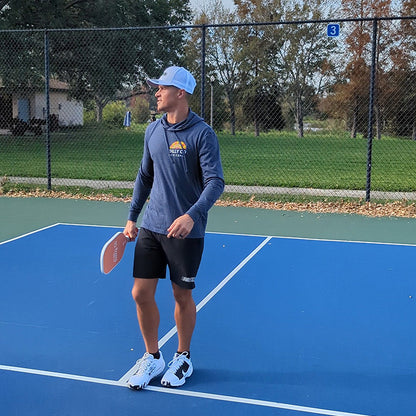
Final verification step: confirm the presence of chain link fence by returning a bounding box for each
[1,16,416,202]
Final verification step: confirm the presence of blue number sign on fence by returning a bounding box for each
[327,24,340,37]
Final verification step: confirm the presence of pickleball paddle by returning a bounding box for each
[100,232,130,274]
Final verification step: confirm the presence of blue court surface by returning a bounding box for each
[1,223,415,416]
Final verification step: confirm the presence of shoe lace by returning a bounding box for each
[134,352,155,376]
[167,352,188,373]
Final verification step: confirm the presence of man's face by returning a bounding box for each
[155,85,181,112]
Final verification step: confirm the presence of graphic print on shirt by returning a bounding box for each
[169,140,187,158]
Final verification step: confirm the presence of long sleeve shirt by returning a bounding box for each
[128,110,224,238]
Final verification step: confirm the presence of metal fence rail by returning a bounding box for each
[1,16,416,202]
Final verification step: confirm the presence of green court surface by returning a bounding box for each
[1,195,416,245]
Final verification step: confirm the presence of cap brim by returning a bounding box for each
[147,78,170,89]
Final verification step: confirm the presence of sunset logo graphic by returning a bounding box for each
[170,141,186,150]
[169,140,187,157]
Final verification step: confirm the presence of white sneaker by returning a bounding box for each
[161,352,193,387]
[128,352,165,390]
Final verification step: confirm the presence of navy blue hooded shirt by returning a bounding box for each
[128,110,224,238]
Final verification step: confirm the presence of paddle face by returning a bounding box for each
[100,232,129,274]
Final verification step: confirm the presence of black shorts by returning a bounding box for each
[133,228,204,289]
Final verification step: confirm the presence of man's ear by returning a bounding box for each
[177,89,187,99]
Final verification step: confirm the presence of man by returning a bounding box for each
[123,66,224,389]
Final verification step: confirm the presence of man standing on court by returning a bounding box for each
[123,66,224,389]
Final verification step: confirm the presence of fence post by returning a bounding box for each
[365,18,378,202]
[44,29,51,190]
[200,24,206,120]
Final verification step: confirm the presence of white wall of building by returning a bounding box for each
[13,91,84,126]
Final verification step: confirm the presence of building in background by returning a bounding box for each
[12,79,83,127]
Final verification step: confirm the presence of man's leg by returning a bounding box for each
[160,282,195,387]
[131,277,160,353]
[128,277,166,390]
[172,282,196,352]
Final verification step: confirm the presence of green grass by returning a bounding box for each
[219,131,366,189]
[0,125,143,181]
[2,125,416,193]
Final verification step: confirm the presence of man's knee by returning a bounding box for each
[132,279,157,305]
[172,283,193,306]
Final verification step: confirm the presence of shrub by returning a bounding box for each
[131,96,151,124]
[103,101,127,127]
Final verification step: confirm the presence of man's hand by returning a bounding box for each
[124,220,138,241]
[167,214,194,239]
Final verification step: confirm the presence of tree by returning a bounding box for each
[0,0,192,121]
[384,0,416,139]
[188,0,286,135]
[234,0,283,135]
[338,0,394,139]
[320,57,370,137]
[383,69,416,138]
[235,0,337,137]
[131,95,151,124]
[51,27,190,122]
[242,86,285,131]
[185,0,241,133]
[0,0,191,30]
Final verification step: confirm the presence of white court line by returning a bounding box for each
[0,223,61,245]
[56,222,416,247]
[195,235,272,312]
[0,364,122,387]
[207,229,416,248]
[118,236,273,384]
[0,222,123,246]
[57,222,123,230]
[0,364,372,416]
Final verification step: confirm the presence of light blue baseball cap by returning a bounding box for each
[147,66,197,94]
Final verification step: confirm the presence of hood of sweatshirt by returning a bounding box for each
[160,110,203,132]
